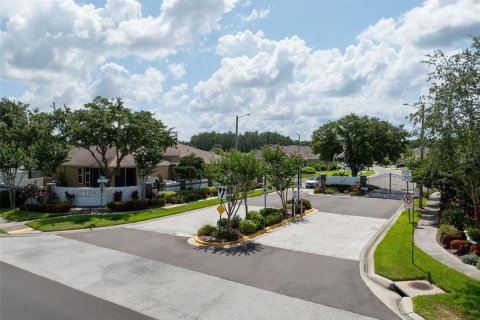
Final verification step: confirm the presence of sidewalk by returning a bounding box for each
[414,193,480,281]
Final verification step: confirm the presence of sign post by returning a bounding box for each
[402,170,412,222]
[97,176,109,208]
[217,186,227,226]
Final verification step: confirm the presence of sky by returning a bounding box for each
[1,0,479,141]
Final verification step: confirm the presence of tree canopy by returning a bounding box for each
[410,36,480,225]
[65,96,177,185]
[311,114,408,176]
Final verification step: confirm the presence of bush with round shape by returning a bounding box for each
[461,254,479,266]
[437,224,458,243]
[471,244,480,256]
[301,166,316,174]
[450,240,470,255]
[240,219,257,235]
[246,211,265,229]
[197,224,217,236]
[265,212,283,226]
[441,231,466,248]
[214,227,238,241]
[232,215,242,229]
[313,188,324,194]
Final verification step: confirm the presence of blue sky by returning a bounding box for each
[1,0,479,140]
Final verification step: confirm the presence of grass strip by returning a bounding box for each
[27,189,265,232]
[374,209,480,320]
[0,209,68,222]
[0,228,8,234]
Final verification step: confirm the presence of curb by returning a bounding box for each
[194,208,318,247]
[359,203,426,320]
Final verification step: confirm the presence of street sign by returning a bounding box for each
[404,194,414,209]
[262,186,268,195]
[217,186,227,200]
[293,190,299,200]
[97,176,109,184]
[217,204,225,214]
[401,170,412,182]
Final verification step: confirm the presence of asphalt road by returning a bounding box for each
[0,262,154,320]
[249,191,402,219]
[62,228,398,320]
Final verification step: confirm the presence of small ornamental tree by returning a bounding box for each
[209,151,245,230]
[133,146,166,200]
[174,153,206,188]
[235,151,262,216]
[262,145,304,211]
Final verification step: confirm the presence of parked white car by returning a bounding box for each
[305,176,320,188]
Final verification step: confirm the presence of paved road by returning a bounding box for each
[0,262,154,320]
[0,192,402,320]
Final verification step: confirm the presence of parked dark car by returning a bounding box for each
[396,162,405,168]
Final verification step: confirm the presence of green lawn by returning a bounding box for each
[374,209,480,320]
[0,209,68,222]
[301,170,375,178]
[0,228,7,234]
[27,189,265,232]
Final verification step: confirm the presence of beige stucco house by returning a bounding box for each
[57,143,220,187]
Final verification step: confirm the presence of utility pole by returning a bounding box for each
[235,113,250,150]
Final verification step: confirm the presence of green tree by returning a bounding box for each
[133,146,165,200]
[65,96,177,186]
[208,151,245,229]
[235,151,262,216]
[0,98,35,208]
[311,114,408,176]
[262,145,304,211]
[174,153,206,188]
[411,36,480,225]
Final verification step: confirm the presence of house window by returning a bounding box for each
[78,168,83,184]
[85,168,90,187]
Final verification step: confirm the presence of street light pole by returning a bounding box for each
[297,133,301,212]
[235,113,250,150]
[404,102,425,209]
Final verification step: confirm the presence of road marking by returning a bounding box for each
[8,227,33,234]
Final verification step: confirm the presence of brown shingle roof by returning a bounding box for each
[63,143,219,168]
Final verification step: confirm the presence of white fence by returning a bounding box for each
[55,186,139,206]
[54,179,209,206]
[326,176,360,185]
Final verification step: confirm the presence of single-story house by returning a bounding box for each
[56,143,220,187]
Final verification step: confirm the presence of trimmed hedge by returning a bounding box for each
[246,211,265,229]
[265,212,283,226]
[23,202,72,213]
[301,166,316,174]
[197,224,217,236]
[240,219,257,235]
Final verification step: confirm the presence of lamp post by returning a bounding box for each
[235,113,250,150]
[297,133,301,204]
[404,102,425,209]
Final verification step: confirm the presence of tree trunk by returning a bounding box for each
[243,192,248,216]
[350,164,359,177]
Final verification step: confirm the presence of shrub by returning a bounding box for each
[240,219,257,235]
[471,244,480,256]
[26,202,72,213]
[437,224,458,243]
[156,198,166,207]
[441,231,466,247]
[207,186,218,196]
[328,165,338,171]
[312,163,323,171]
[350,190,363,196]
[113,190,123,202]
[324,188,336,194]
[197,224,217,236]
[441,207,466,230]
[214,227,239,241]
[259,207,286,217]
[450,240,470,255]
[107,200,147,212]
[232,215,242,229]
[287,198,312,214]
[477,260,480,270]
[461,254,479,266]
[246,210,265,229]
[175,195,185,204]
[265,212,283,226]
[466,226,480,242]
[301,166,316,174]
[157,191,177,203]
[131,190,139,200]
[313,187,324,194]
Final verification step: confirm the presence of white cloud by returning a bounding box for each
[189,0,480,138]
[244,8,270,22]
[162,83,189,108]
[1,0,238,108]
[168,63,186,79]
